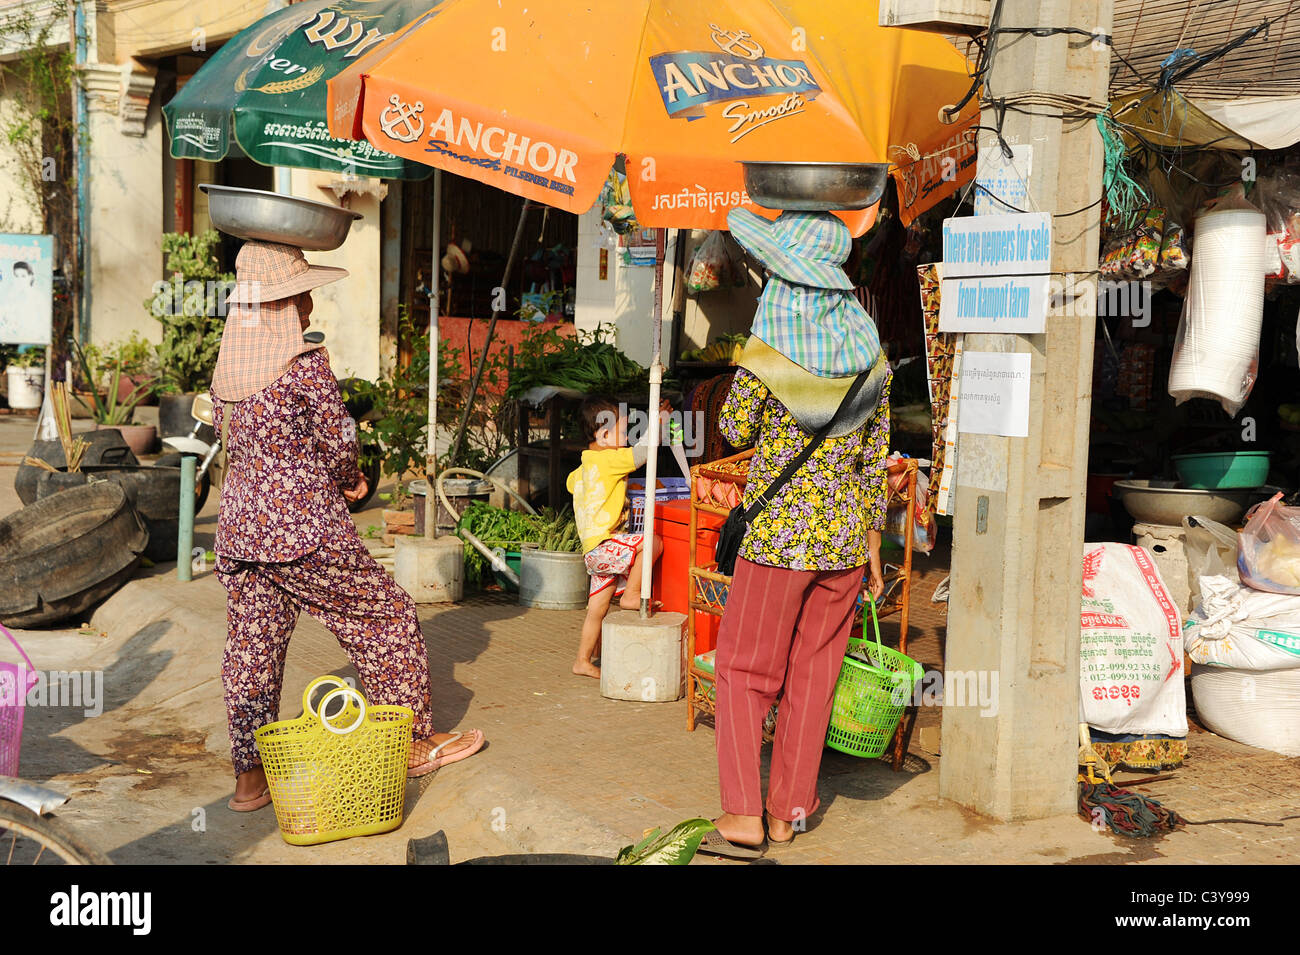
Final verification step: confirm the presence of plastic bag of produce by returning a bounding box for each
[1079,543,1187,737]
[1238,492,1300,594]
[685,230,730,294]
[1183,515,1238,608]
[883,454,936,554]
[1185,574,1300,670]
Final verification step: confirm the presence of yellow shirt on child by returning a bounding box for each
[566,447,639,554]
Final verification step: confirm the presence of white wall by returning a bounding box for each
[0,84,42,235]
[85,92,164,347]
[289,168,383,381]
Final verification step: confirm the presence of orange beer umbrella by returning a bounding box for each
[327,0,976,235]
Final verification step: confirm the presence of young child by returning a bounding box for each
[567,396,665,678]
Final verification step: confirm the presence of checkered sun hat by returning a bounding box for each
[750,276,881,378]
[225,241,348,305]
[727,209,854,290]
[210,297,325,402]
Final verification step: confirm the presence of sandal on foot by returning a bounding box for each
[697,828,764,860]
[228,787,271,812]
[765,815,795,848]
[408,729,485,778]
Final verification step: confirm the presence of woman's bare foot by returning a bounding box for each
[234,767,267,802]
[572,660,600,678]
[713,811,764,847]
[765,812,794,843]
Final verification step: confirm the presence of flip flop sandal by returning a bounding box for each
[228,787,272,812]
[408,729,486,778]
[697,828,765,860]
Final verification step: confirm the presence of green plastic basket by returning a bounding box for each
[825,594,923,758]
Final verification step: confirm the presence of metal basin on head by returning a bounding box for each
[199,184,361,251]
[740,161,891,210]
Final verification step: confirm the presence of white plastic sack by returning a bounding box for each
[1184,575,1300,671]
[1079,543,1188,737]
[1191,663,1300,757]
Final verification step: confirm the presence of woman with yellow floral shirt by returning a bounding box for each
[700,210,890,859]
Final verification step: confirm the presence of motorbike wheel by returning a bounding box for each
[155,452,212,514]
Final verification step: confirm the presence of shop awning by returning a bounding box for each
[1109,0,1300,149]
[163,0,437,178]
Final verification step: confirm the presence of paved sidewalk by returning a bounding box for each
[3,408,1299,864]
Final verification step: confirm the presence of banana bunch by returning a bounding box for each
[680,333,748,364]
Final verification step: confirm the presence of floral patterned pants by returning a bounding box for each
[216,529,434,776]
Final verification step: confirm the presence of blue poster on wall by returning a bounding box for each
[0,233,54,345]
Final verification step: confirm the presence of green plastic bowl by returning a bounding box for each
[1171,451,1270,490]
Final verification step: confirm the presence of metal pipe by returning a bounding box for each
[426,169,442,538]
[177,455,196,581]
[70,0,89,345]
[641,333,662,619]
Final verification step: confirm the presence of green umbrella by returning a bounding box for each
[163,0,440,178]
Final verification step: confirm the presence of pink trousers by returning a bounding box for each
[216,529,434,776]
[714,558,862,820]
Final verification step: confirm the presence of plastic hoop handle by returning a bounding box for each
[863,591,883,651]
[301,675,351,719]
[317,686,367,735]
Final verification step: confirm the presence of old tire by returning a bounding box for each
[0,483,148,628]
[14,431,137,506]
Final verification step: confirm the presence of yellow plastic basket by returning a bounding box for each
[254,676,413,846]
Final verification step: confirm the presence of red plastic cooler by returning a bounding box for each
[653,498,725,653]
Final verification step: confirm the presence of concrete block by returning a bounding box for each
[393,535,463,603]
[600,610,687,702]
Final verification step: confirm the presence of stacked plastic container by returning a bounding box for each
[1168,207,1267,416]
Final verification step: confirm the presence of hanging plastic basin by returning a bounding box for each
[1171,452,1270,490]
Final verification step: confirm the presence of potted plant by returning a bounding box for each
[144,230,231,439]
[107,332,159,406]
[70,337,159,456]
[4,348,46,410]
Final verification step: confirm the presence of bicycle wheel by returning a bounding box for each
[0,802,111,865]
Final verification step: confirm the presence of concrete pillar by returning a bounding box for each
[79,60,162,346]
[939,0,1112,819]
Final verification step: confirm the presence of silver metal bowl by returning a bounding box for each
[740,161,891,211]
[1112,479,1279,527]
[199,184,361,251]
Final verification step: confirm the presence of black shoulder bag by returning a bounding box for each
[713,370,870,576]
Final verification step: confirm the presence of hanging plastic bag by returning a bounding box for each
[1182,514,1238,609]
[883,455,936,554]
[1239,493,1300,595]
[685,231,730,294]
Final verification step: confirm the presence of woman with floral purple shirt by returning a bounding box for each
[210,242,484,813]
[700,210,890,859]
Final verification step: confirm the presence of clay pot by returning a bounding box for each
[97,423,157,457]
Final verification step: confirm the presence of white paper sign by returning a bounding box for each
[939,212,1051,333]
[973,144,1033,216]
[0,233,54,345]
[958,352,1031,437]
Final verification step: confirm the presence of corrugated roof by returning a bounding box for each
[1111,0,1300,100]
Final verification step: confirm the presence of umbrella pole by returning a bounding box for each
[641,311,662,620]
[426,169,443,539]
[447,199,531,469]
